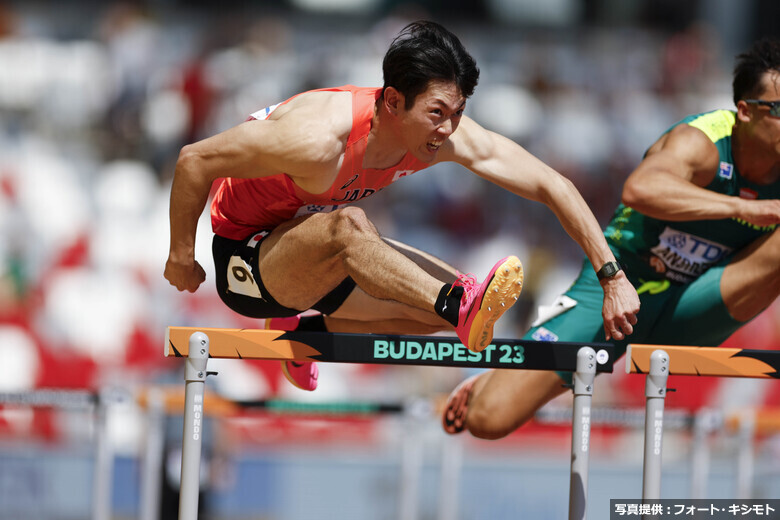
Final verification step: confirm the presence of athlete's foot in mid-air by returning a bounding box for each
[453,256,523,352]
[442,374,479,434]
[265,315,319,391]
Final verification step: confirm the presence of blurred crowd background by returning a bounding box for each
[0,0,779,518]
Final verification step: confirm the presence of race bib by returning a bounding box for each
[227,256,263,298]
[293,204,340,218]
[648,227,732,283]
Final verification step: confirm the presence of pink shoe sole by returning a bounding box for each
[281,360,319,392]
[458,257,524,352]
[266,315,318,392]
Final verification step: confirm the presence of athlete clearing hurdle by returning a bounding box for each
[164,21,639,391]
[444,37,780,438]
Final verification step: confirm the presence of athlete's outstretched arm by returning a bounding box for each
[441,116,640,340]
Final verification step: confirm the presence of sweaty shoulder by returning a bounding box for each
[266,90,354,163]
[270,91,353,135]
[646,122,721,185]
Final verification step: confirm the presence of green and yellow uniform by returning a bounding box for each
[524,110,780,379]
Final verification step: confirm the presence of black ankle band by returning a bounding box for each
[435,284,461,327]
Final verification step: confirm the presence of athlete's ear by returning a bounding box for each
[384,86,403,115]
[735,99,753,123]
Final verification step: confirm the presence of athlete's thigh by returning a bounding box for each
[258,212,352,309]
[649,265,744,346]
[383,237,458,283]
[721,229,780,321]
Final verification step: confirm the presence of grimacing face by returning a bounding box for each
[398,80,466,163]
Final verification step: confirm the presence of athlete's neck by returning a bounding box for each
[363,100,407,170]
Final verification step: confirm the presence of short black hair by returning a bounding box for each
[382,21,479,109]
[733,37,780,104]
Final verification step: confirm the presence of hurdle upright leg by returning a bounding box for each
[689,409,717,499]
[140,388,166,520]
[437,434,463,520]
[735,410,756,500]
[568,346,597,520]
[398,405,423,520]
[642,350,669,500]
[91,393,113,520]
[179,332,211,520]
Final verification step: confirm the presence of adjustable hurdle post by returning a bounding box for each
[690,409,721,499]
[91,391,113,520]
[139,388,166,520]
[734,410,756,500]
[437,434,463,520]
[641,349,669,500]
[568,346,597,520]
[178,332,211,520]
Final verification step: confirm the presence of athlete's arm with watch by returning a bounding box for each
[593,257,637,341]
[597,260,622,280]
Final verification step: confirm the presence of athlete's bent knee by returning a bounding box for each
[331,207,379,242]
[335,206,370,227]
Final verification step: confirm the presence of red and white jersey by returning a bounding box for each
[210,85,430,240]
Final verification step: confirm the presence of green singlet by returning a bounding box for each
[523,110,780,382]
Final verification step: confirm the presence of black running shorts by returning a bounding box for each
[212,232,356,318]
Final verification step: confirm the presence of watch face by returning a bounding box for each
[599,262,619,279]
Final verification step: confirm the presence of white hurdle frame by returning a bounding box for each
[0,389,115,520]
[166,328,615,520]
[641,349,670,500]
[627,344,780,501]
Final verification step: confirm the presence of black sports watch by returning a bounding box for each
[596,261,622,280]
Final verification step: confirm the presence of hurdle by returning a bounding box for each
[726,407,780,499]
[534,406,736,499]
[165,327,615,520]
[626,344,780,501]
[691,407,780,500]
[0,389,120,520]
[136,386,434,520]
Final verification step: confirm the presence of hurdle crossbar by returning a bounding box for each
[137,386,409,417]
[168,327,615,520]
[626,344,780,378]
[166,327,614,372]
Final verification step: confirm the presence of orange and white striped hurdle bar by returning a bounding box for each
[166,327,616,520]
[626,344,780,379]
[625,344,780,502]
